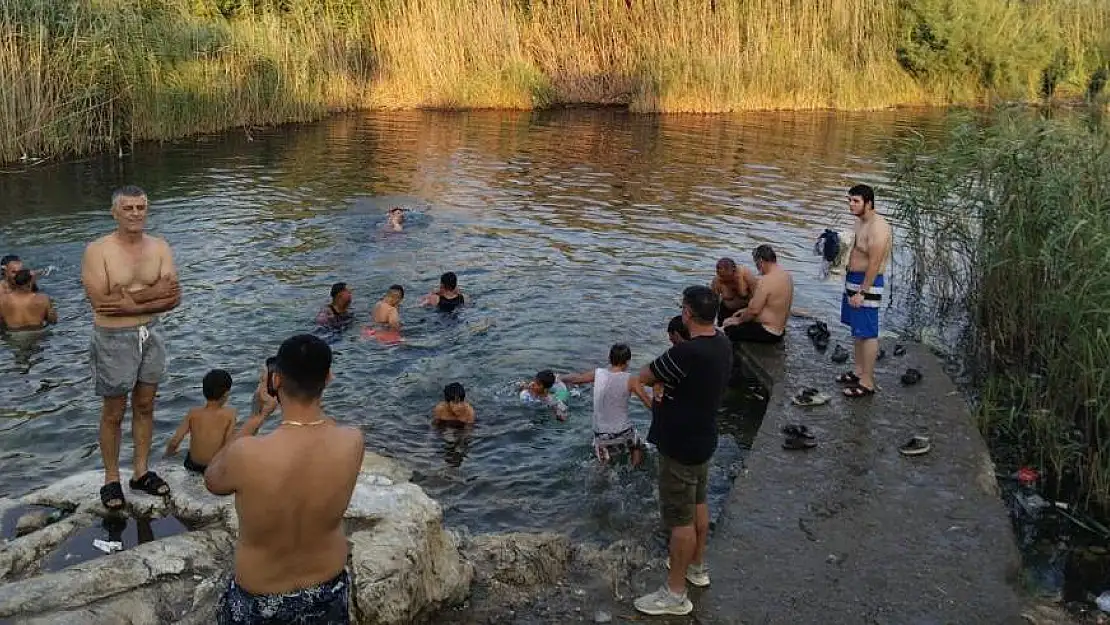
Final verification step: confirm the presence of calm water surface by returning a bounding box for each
[0,110,945,542]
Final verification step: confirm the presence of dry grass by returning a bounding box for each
[1,0,1109,162]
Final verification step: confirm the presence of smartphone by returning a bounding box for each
[265,356,278,398]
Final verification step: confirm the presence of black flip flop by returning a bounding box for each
[100,482,125,511]
[814,335,830,351]
[836,371,860,385]
[901,368,923,386]
[781,424,816,440]
[843,383,876,398]
[806,322,828,338]
[129,471,170,497]
[831,344,849,363]
[893,344,907,357]
[783,436,818,450]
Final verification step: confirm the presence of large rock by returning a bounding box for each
[0,452,471,624]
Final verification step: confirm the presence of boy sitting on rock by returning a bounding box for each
[165,369,237,474]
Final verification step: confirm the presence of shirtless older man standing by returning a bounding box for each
[722,245,794,343]
[81,186,181,510]
[206,334,364,624]
[839,184,892,398]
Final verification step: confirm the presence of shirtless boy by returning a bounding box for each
[0,269,56,330]
[434,382,476,425]
[165,369,237,474]
[372,285,404,329]
[561,344,653,466]
[520,370,570,421]
[206,334,363,624]
[81,186,181,510]
[839,184,892,398]
[420,272,465,313]
[386,207,405,232]
[710,258,755,326]
[722,245,794,343]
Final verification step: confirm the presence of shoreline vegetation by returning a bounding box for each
[893,109,1110,512]
[2,0,1109,164]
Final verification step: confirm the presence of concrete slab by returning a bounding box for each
[701,318,1025,624]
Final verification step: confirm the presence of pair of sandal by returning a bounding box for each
[782,424,817,450]
[100,472,171,511]
[807,322,830,351]
[836,371,875,398]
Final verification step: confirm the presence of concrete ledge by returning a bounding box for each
[703,318,1025,624]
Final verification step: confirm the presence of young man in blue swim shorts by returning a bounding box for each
[838,184,892,398]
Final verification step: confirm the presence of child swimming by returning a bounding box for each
[364,284,404,344]
[520,369,570,421]
[165,369,237,474]
[562,344,653,466]
[434,382,476,425]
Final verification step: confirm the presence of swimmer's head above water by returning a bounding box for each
[667,315,690,346]
[528,369,557,396]
[2,255,22,284]
[387,206,405,231]
[440,271,458,292]
[330,282,352,308]
[716,257,738,280]
[444,382,466,403]
[384,284,404,305]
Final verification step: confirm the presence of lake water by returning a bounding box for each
[0,109,946,542]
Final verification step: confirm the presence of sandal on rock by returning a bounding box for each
[814,335,829,351]
[893,344,907,357]
[783,436,818,450]
[899,435,931,456]
[836,371,860,385]
[792,390,831,406]
[129,471,170,497]
[831,344,849,364]
[901,368,923,386]
[842,383,875,398]
[781,424,816,440]
[806,321,828,338]
[100,482,125,511]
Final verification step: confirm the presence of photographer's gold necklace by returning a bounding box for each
[280,419,326,427]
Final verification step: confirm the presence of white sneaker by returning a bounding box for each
[666,558,711,587]
[634,585,693,616]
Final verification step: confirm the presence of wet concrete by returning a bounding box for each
[701,317,1026,624]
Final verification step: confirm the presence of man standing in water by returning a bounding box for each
[206,334,364,624]
[81,186,180,510]
[635,286,732,616]
[316,282,354,329]
[839,184,892,397]
[0,269,56,330]
[722,245,794,343]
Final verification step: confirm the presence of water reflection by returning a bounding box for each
[0,109,947,541]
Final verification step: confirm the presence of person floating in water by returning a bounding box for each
[722,245,794,344]
[0,269,57,331]
[710,257,755,327]
[364,284,404,344]
[420,271,465,313]
[520,369,570,421]
[316,282,354,329]
[165,369,237,474]
[561,344,653,466]
[433,382,475,425]
[386,206,405,232]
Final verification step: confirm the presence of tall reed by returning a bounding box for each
[1,0,1109,163]
[891,110,1110,508]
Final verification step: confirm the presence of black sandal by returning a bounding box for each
[901,368,923,386]
[836,371,860,385]
[843,383,876,398]
[129,471,170,497]
[100,482,125,511]
[783,436,818,450]
[782,424,816,440]
[831,344,849,364]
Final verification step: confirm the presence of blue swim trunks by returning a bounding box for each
[840,271,884,339]
[217,569,350,624]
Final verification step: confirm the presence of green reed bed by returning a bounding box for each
[892,110,1110,509]
[1,0,1109,163]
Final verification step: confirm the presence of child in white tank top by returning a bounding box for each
[561,344,654,465]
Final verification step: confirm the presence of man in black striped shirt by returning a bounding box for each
[634,286,733,616]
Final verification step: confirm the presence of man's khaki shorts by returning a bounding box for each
[658,453,709,528]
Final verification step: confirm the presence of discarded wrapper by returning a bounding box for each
[92,539,123,554]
